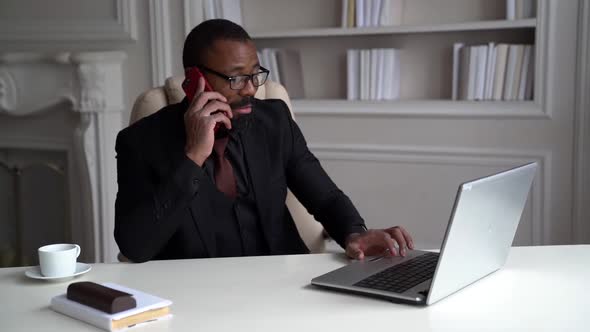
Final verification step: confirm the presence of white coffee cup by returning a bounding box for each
[38,244,81,278]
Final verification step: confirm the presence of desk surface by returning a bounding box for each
[0,245,588,331]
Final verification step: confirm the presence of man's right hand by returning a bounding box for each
[184,76,233,166]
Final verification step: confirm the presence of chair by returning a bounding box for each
[128,77,327,254]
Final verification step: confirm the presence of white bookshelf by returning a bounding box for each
[251,19,537,39]
[291,99,544,118]
[241,0,539,115]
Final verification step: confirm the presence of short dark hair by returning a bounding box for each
[183,19,252,69]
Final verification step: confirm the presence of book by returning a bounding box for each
[458,46,470,100]
[370,48,378,99]
[492,44,509,100]
[391,49,401,99]
[515,0,524,20]
[523,0,537,18]
[382,48,394,99]
[467,46,478,100]
[525,47,535,100]
[348,0,356,27]
[276,49,305,99]
[365,0,372,27]
[380,0,403,26]
[452,43,464,100]
[203,0,216,20]
[269,49,281,84]
[475,45,488,101]
[503,44,520,100]
[376,49,385,100]
[507,0,516,20]
[262,48,281,84]
[509,0,536,20]
[260,49,271,76]
[484,42,496,100]
[347,49,360,100]
[51,283,172,331]
[342,0,349,28]
[219,0,243,25]
[517,45,532,100]
[360,49,370,100]
[371,0,383,27]
[511,44,525,100]
[357,0,365,27]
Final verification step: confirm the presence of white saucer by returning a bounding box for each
[25,262,92,282]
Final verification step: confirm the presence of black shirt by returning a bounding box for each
[202,114,269,256]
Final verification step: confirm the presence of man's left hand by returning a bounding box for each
[345,226,414,260]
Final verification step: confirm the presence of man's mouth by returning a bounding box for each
[231,98,253,114]
[233,104,252,115]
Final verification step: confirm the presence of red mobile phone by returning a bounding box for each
[182,67,227,136]
[182,67,214,101]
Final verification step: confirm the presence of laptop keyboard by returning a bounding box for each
[354,252,439,294]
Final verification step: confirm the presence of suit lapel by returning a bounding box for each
[189,200,217,257]
[240,117,274,247]
[163,100,218,257]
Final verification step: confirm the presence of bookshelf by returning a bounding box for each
[250,19,537,39]
[239,0,539,115]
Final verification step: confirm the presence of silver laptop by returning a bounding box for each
[311,162,537,305]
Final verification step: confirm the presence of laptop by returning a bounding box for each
[311,162,537,305]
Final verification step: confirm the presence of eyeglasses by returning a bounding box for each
[199,65,270,90]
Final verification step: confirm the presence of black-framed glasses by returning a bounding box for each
[199,65,270,90]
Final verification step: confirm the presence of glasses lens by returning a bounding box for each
[231,76,248,90]
[230,71,270,89]
[253,71,269,87]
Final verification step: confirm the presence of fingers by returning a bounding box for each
[381,232,398,256]
[201,100,233,119]
[399,226,414,249]
[345,240,365,260]
[389,227,407,256]
[190,92,228,114]
[209,112,232,131]
[184,100,233,129]
[346,231,392,259]
[196,76,205,95]
[188,79,228,113]
[384,226,414,256]
[346,227,414,260]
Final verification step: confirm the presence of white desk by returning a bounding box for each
[0,245,588,331]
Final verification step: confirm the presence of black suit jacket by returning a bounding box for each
[114,98,366,262]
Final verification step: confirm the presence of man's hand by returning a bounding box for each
[345,226,414,260]
[184,76,233,166]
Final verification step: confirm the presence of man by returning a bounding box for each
[114,19,414,263]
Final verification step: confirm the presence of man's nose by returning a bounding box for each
[239,79,256,96]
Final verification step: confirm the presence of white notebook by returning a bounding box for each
[51,283,172,331]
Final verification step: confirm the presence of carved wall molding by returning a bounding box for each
[0,52,126,116]
[0,51,126,263]
[0,0,138,42]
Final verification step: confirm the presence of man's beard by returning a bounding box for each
[229,96,253,111]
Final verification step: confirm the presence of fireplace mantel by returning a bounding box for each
[0,51,126,263]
